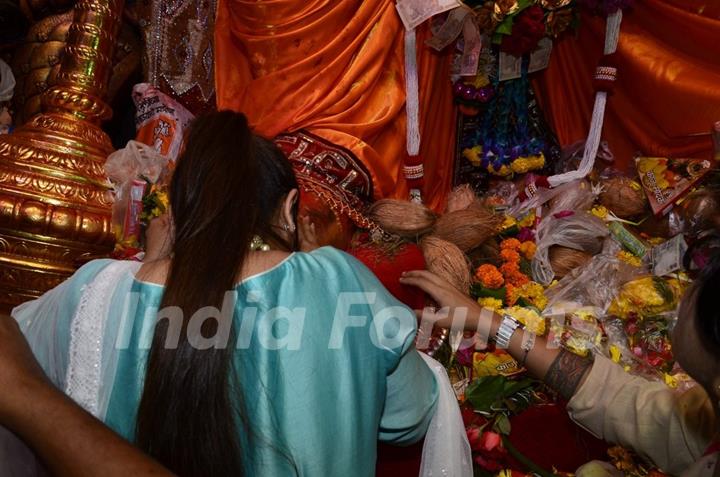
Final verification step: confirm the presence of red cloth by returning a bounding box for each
[349,240,427,311]
[507,403,609,472]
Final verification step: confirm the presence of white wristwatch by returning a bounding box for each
[494,314,523,349]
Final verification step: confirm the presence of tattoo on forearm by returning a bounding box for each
[544,350,594,401]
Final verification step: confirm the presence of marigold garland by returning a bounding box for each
[503,306,546,335]
[518,241,536,260]
[500,248,521,263]
[500,238,522,251]
[478,296,504,311]
[476,264,505,289]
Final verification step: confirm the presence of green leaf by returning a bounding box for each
[494,17,514,36]
[466,376,538,414]
[519,257,532,276]
[466,376,507,412]
[653,277,675,304]
[470,284,507,300]
[497,225,520,238]
[494,413,512,435]
[502,377,535,397]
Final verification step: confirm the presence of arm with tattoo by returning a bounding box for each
[543,349,594,401]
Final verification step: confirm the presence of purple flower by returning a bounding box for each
[517,227,535,242]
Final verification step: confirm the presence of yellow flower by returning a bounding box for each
[500,215,517,230]
[590,205,609,220]
[617,250,642,267]
[504,306,545,335]
[608,276,683,319]
[609,345,622,363]
[664,373,679,389]
[478,297,504,311]
[510,154,545,174]
[156,190,170,209]
[517,210,536,228]
[518,241,537,260]
[510,281,547,310]
[462,146,483,167]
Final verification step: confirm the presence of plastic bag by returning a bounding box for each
[547,306,603,357]
[105,141,169,252]
[532,211,609,285]
[543,251,641,315]
[508,179,597,220]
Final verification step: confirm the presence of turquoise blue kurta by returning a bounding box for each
[14,247,438,476]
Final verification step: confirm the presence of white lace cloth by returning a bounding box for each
[64,261,141,418]
[419,353,473,477]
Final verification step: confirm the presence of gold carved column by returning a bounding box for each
[0,0,124,310]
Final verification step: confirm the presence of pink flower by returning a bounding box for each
[517,227,535,242]
[553,210,575,219]
[466,426,483,451]
[456,345,475,368]
[479,431,502,452]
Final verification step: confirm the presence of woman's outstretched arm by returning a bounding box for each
[0,315,173,477]
[400,270,712,473]
[399,270,593,398]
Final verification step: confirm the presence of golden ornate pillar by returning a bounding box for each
[0,0,124,310]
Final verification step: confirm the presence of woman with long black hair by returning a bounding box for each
[5,110,462,476]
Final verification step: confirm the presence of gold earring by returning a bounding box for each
[250,235,270,251]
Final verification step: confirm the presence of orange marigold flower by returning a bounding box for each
[499,261,520,277]
[500,248,521,264]
[519,241,537,260]
[507,272,530,287]
[475,264,504,289]
[505,283,517,306]
[500,238,521,251]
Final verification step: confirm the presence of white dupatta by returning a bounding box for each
[419,353,473,477]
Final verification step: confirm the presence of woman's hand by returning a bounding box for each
[145,213,173,262]
[400,270,495,333]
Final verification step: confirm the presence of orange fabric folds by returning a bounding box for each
[535,0,720,170]
[215,0,456,210]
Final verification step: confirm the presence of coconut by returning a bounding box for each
[599,176,648,219]
[548,246,593,279]
[431,206,501,252]
[420,236,471,293]
[367,199,437,239]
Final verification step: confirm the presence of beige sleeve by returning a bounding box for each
[567,354,715,475]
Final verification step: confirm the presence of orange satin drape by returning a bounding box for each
[214,0,456,211]
[534,0,720,172]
